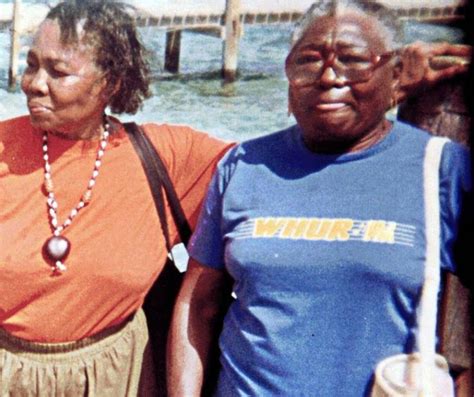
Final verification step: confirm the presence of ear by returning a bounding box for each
[98,77,121,104]
[288,85,298,118]
[285,48,296,74]
[286,52,295,116]
[106,79,121,98]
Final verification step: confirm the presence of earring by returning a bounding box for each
[390,96,397,110]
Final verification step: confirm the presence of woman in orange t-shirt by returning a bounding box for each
[0,1,231,395]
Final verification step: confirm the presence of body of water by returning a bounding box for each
[0,5,465,142]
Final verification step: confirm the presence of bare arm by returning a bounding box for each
[395,41,471,104]
[167,258,232,397]
[455,369,472,397]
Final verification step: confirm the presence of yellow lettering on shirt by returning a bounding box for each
[306,219,332,240]
[363,221,396,243]
[281,218,311,238]
[327,219,353,241]
[248,217,407,245]
[253,218,287,237]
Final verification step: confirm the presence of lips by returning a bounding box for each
[315,102,348,111]
[312,91,353,113]
[28,102,52,115]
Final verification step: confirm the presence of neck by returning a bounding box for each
[303,119,392,154]
[345,119,392,153]
[47,115,106,141]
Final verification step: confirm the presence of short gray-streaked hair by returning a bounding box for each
[46,0,151,115]
[291,0,404,51]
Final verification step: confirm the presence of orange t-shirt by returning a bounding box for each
[0,115,232,342]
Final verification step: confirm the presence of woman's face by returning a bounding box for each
[287,12,396,153]
[21,19,108,135]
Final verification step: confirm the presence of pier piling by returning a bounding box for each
[8,0,21,92]
[222,0,241,82]
[164,30,182,73]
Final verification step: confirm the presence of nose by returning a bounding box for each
[22,68,49,96]
[318,66,346,88]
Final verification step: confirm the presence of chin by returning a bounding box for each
[29,115,57,131]
[313,116,356,136]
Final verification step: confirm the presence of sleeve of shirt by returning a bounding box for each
[142,123,234,233]
[187,148,239,269]
[439,140,472,280]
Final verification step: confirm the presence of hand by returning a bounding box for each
[455,369,472,397]
[395,41,471,103]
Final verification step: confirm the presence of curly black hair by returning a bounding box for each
[46,0,151,114]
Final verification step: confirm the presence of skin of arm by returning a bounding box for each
[167,258,232,397]
[395,42,471,103]
[455,369,472,397]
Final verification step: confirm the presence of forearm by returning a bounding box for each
[167,260,230,397]
[455,368,472,397]
[167,297,216,396]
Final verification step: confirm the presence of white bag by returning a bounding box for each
[371,137,455,397]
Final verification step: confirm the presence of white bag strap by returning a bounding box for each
[418,136,449,395]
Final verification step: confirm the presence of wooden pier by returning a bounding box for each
[0,0,469,89]
[132,2,467,30]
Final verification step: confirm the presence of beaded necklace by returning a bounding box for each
[42,118,110,273]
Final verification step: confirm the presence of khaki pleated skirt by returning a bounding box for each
[0,309,157,397]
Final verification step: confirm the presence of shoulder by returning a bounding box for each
[140,122,231,155]
[140,122,203,139]
[135,122,234,188]
[393,120,470,189]
[440,139,471,192]
[392,120,432,145]
[211,126,294,187]
[0,115,34,144]
[219,126,294,166]
[441,139,470,166]
[0,115,32,134]
[241,126,293,151]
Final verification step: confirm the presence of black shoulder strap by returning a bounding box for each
[123,122,192,248]
[124,122,192,396]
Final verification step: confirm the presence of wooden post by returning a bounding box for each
[222,0,241,83]
[164,30,182,74]
[8,0,21,92]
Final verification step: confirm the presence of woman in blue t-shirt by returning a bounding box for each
[167,1,471,396]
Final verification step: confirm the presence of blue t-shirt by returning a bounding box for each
[188,122,471,396]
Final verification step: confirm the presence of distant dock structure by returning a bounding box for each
[122,0,323,81]
[132,0,467,30]
[0,0,468,89]
[130,0,467,80]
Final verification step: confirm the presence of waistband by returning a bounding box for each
[0,309,145,359]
